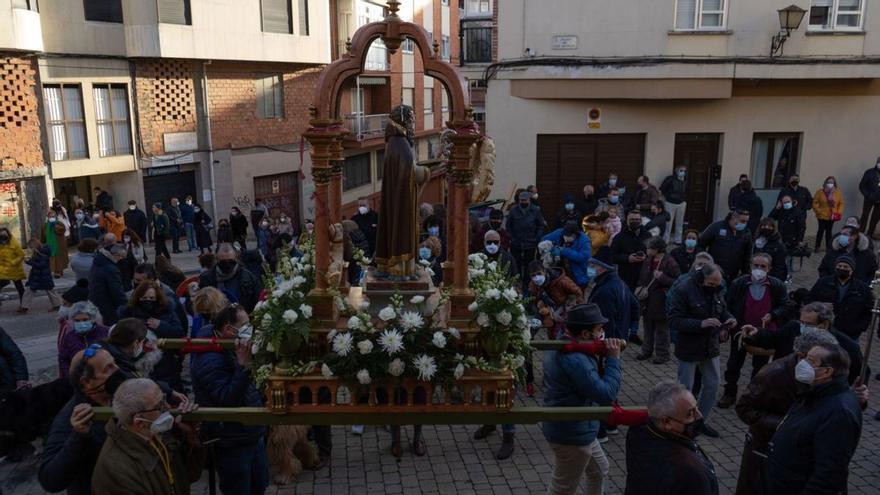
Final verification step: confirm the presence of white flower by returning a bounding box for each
[468,269,485,279]
[378,306,396,321]
[379,329,404,355]
[522,329,532,343]
[432,331,447,348]
[282,309,298,324]
[468,302,478,312]
[299,304,313,319]
[503,288,518,303]
[332,333,353,356]
[486,261,497,272]
[347,316,362,330]
[410,295,425,305]
[388,358,405,377]
[413,354,438,382]
[356,369,371,385]
[357,340,374,355]
[513,355,526,369]
[272,289,284,298]
[301,253,310,263]
[261,314,272,327]
[468,253,485,268]
[326,329,337,343]
[266,341,276,353]
[291,276,306,288]
[400,311,424,331]
[321,363,334,378]
[477,313,490,327]
[454,363,465,380]
[254,300,266,311]
[447,327,461,339]
[359,300,371,310]
[419,259,431,267]
[496,310,512,326]
[485,288,501,300]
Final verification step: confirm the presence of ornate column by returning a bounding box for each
[328,137,345,225]
[446,119,481,320]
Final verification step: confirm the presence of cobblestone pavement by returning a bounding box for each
[2,245,880,494]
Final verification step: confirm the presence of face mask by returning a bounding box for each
[532,274,546,286]
[73,320,94,334]
[139,301,158,314]
[129,205,136,211]
[75,213,84,220]
[230,210,237,215]
[680,417,704,439]
[684,239,697,249]
[608,179,617,186]
[618,187,627,195]
[790,180,799,188]
[587,267,598,279]
[48,218,56,223]
[419,247,432,260]
[751,269,767,282]
[217,260,237,273]
[783,202,793,210]
[799,323,819,335]
[428,227,440,237]
[734,222,747,232]
[123,236,131,243]
[702,285,720,295]
[838,235,850,247]
[532,193,539,200]
[132,341,144,358]
[677,171,686,179]
[261,222,269,228]
[754,237,767,249]
[836,268,852,280]
[358,206,368,215]
[485,243,499,255]
[194,207,201,213]
[564,203,574,212]
[237,324,254,340]
[825,182,835,189]
[140,411,175,435]
[186,200,192,205]
[609,196,619,204]
[794,359,816,385]
[519,202,529,209]
[86,369,127,397]
[628,221,641,231]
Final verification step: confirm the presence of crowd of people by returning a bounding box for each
[0,160,878,494]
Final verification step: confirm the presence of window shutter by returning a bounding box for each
[83,0,123,23]
[675,0,697,29]
[262,0,292,33]
[256,78,267,119]
[812,0,833,6]
[158,0,191,25]
[298,0,310,35]
[272,76,283,118]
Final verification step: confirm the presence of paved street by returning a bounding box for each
[2,244,880,494]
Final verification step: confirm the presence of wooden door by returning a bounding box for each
[673,133,720,232]
[254,172,301,232]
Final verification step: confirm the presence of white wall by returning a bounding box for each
[39,0,127,56]
[0,1,43,52]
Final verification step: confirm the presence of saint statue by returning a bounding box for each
[374,105,430,279]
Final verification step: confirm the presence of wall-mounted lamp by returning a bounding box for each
[770,5,807,56]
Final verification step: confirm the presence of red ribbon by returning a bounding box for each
[179,337,224,354]
[607,403,650,427]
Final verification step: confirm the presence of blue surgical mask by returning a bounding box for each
[73,321,93,334]
[428,227,440,237]
[677,171,686,179]
[735,222,747,232]
[618,187,627,195]
[838,235,850,247]
[783,202,793,210]
[684,239,697,249]
[586,267,598,279]
[609,196,619,204]
[419,247,432,260]
[565,203,574,212]
[608,179,617,186]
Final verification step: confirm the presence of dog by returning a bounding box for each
[266,425,320,485]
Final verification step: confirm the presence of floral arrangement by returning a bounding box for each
[467,253,533,384]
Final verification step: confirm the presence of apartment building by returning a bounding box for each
[458,0,496,132]
[489,0,880,232]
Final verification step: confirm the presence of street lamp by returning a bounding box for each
[771,5,807,56]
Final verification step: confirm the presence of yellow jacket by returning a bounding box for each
[812,188,844,221]
[0,236,26,280]
[584,225,609,255]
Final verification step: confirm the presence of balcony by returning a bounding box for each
[364,41,389,72]
[460,19,493,65]
[0,0,43,52]
[344,113,388,141]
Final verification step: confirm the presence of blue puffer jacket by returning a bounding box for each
[88,252,128,325]
[25,246,54,291]
[542,347,622,446]
[542,229,591,286]
[587,269,639,340]
[190,324,267,446]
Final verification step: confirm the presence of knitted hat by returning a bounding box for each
[835,254,856,271]
[62,279,89,304]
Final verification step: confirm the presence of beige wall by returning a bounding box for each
[39,0,127,56]
[222,147,313,225]
[498,0,880,60]
[486,78,880,227]
[0,1,43,52]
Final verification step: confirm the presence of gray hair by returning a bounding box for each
[216,243,238,257]
[751,252,772,266]
[112,378,160,426]
[793,327,838,354]
[802,302,835,327]
[647,381,690,419]
[71,301,100,322]
[694,252,714,264]
[108,243,127,257]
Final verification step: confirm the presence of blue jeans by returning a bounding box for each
[677,357,721,421]
[184,223,196,250]
[215,438,269,495]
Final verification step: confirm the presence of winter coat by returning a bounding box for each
[699,217,752,282]
[256,227,272,256]
[669,245,703,274]
[70,252,96,282]
[734,189,764,234]
[659,174,688,205]
[198,264,260,312]
[179,203,195,223]
[859,166,880,204]
[624,422,718,495]
[634,184,661,214]
[584,223,609,255]
[575,194,599,218]
[529,269,583,329]
[167,205,183,228]
[216,223,234,244]
[644,211,670,237]
[725,274,789,325]
[727,184,745,212]
[57,322,110,380]
[123,208,148,241]
[818,233,877,283]
[153,212,170,238]
[91,418,202,495]
[43,221,69,273]
[637,254,681,320]
[352,209,379,256]
[38,393,107,495]
[0,238,25,280]
[668,276,734,362]
[506,204,546,251]
[485,248,518,281]
[193,210,213,248]
[190,324,267,446]
[767,376,862,495]
[26,246,55,291]
[541,229,591,286]
[610,225,650,289]
[118,301,185,390]
[775,185,813,213]
[735,354,798,452]
[0,328,27,393]
[587,269,640,340]
[78,221,101,241]
[99,213,125,239]
[229,213,248,241]
[812,187,844,221]
[769,206,806,249]
[808,275,874,340]
[542,348,621,446]
[88,251,128,325]
[554,208,582,230]
[753,232,788,281]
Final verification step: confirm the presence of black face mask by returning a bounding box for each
[678,417,704,439]
[628,221,641,231]
[519,202,529,209]
[836,268,852,281]
[702,285,720,295]
[85,368,128,397]
[139,301,158,314]
[760,229,774,237]
[217,260,237,273]
[790,180,799,188]
[490,221,502,229]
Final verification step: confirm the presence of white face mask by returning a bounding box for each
[485,243,499,255]
[140,411,175,434]
[751,269,767,282]
[237,323,254,340]
[754,237,767,249]
[186,200,192,205]
[358,206,368,215]
[794,359,816,385]
[532,274,546,286]
[825,182,835,189]
[129,205,136,211]
[123,236,131,243]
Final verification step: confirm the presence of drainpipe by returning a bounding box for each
[201,60,218,223]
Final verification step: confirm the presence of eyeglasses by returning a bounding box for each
[485,240,500,246]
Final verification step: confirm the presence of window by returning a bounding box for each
[441,35,451,61]
[43,85,88,161]
[441,90,449,113]
[674,0,726,30]
[441,0,450,5]
[256,74,284,119]
[465,0,490,16]
[261,0,292,34]
[351,87,364,115]
[423,88,434,114]
[750,133,801,189]
[809,0,864,30]
[83,0,123,23]
[427,136,441,159]
[158,0,191,25]
[297,0,310,35]
[93,84,132,157]
[11,0,38,11]
[402,88,414,107]
[402,37,415,53]
[343,153,371,191]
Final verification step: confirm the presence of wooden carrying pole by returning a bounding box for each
[158,338,571,352]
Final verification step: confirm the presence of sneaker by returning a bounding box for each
[351,425,364,435]
[628,335,644,346]
[717,394,736,409]
[597,430,608,443]
[701,423,720,438]
[605,426,619,435]
[526,383,535,397]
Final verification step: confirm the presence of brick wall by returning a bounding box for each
[134,59,199,156]
[0,55,43,172]
[207,61,320,149]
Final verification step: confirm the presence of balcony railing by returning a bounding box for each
[460,19,493,64]
[365,41,389,71]
[344,113,389,141]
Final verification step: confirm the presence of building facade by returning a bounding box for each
[488,0,880,232]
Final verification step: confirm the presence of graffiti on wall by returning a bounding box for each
[233,194,252,211]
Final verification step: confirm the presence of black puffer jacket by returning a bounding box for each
[610,225,650,290]
[859,166,880,204]
[699,216,752,282]
[818,233,877,283]
[506,204,546,251]
[88,251,128,326]
[769,206,806,249]
[624,422,719,495]
[735,189,764,234]
[725,274,789,326]
[668,276,733,362]
[669,245,703,274]
[808,275,874,340]
[753,232,788,281]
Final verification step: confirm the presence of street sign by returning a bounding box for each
[588,108,601,129]
[552,35,578,50]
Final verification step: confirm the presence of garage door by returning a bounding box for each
[536,134,645,223]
